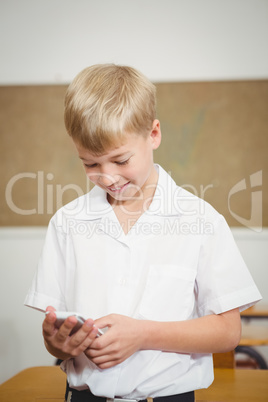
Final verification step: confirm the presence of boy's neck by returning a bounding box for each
[107,166,159,234]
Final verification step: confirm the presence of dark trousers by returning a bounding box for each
[65,383,195,402]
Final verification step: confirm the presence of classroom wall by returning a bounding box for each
[1,0,268,84]
[0,0,268,384]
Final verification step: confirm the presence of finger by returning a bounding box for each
[69,319,95,347]
[89,334,106,351]
[90,354,121,369]
[45,305,56,313]
[86,339,114,358]
[55,316,78,341]
[75,325,100,351]
[84,346,111,362]
[98,360,121,369]
[65,323,99,355]
[94,315,113,330]
[43,309,57,337]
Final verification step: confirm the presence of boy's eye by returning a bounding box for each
[115,159,129,166]
[83,159,130,168]
[84,163,97,168]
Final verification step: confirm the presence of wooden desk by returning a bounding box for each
[196,368,268,401]
[238,308,268,369]
[241,305,268,319]
[0,366,66,402]
[240,324,268,346]
[0,366,268,402]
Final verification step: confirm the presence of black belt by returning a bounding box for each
[65,383,195,402]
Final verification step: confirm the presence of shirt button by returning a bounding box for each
[119,277,126,286]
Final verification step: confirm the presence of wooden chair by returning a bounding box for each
[213,348,268,369]
[213,350,235,368]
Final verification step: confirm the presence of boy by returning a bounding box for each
[25,64,261,402]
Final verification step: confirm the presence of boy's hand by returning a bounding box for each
[43,306,99,360]
[84,314,144,369]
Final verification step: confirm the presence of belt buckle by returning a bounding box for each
[107,399,137,402]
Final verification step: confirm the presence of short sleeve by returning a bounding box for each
[196,215,262,316]
[24,216,67,312]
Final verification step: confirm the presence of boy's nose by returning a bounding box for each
[97,172,118,187]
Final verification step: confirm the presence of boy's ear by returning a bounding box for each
[150,119,161,150]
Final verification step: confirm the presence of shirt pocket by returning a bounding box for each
[137,265,196,321]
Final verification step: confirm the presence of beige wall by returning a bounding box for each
[1,81,267,228]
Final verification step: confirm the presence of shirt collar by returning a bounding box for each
[147,165,183,217]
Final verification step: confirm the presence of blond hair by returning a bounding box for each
[64,64,156,154]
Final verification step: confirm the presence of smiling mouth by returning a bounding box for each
[108,182,130,193]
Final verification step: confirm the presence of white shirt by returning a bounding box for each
[25,165,261,399]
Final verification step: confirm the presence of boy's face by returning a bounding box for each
[74,120,161,207]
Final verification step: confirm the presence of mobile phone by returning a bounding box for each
[46,311,104,336]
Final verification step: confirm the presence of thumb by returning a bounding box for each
[44,306,57,324]
[46,305,56,313]
[94,314,114,331]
